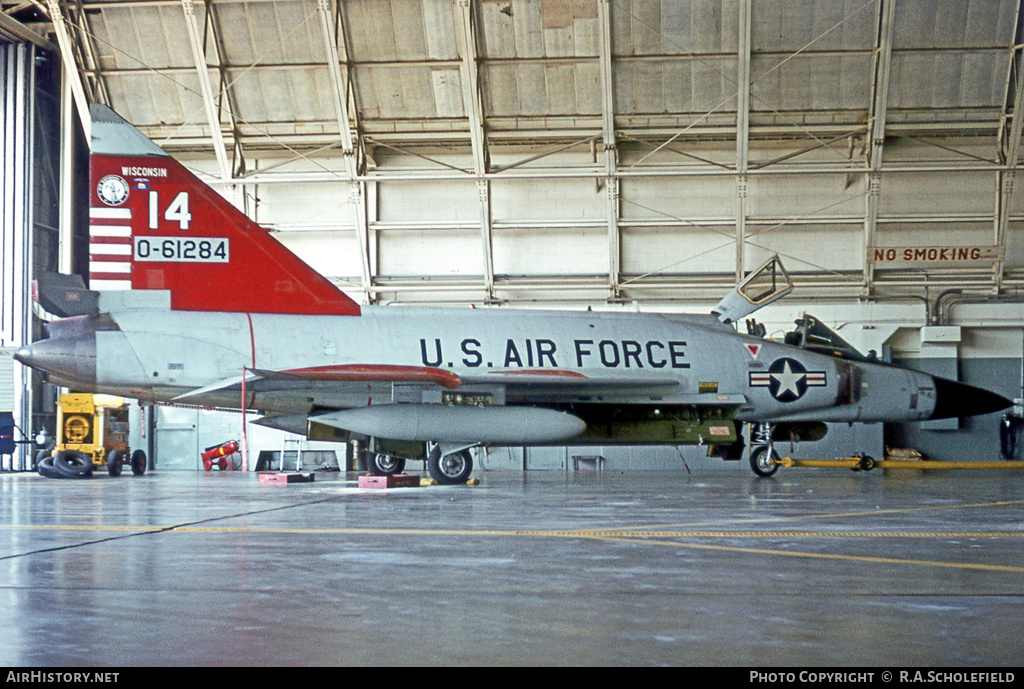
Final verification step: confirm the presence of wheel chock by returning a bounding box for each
[358,473,421,488]
[417,477,478,486]
[258,472,315,484]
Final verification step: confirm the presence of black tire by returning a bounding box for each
[858,455,875,471]
[54,450,93,478]
[427,447,473,485]
[37,456,65,479]
[107,450,124,477]
[367,452,406,476]
[750,445,780,478]
[35,450,51,469]
[130,450,147,476]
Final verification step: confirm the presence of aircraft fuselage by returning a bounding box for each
[25,305,944,430]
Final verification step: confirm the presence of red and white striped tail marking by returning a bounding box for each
[89,207,133,290]
[86,103,362,316]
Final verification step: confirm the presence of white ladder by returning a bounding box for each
[280,437,303,471]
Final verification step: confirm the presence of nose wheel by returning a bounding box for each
[750,445,781,477]
[749,422,780,477]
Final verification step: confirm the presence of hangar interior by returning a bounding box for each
[2,0,1024,470]
[4,0,1024,669]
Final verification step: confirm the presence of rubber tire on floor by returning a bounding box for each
[107,450,124,477]
[367,452,406,476]
[427,448,473,485]
[749,445,780,477]
[130,449,147,475]
[35,450,51,470]
[54,450,93,479]
[37,456,65,479]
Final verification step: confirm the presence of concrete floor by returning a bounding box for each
[1,465,1022,667]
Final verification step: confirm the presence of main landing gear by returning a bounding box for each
[366,452,406,476]
[426,445,473,485]
[364,444,474,485]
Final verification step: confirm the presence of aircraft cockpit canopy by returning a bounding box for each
[713,255,794,323]
[737,256,792,307]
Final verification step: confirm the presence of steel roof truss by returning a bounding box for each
[994,0,1024,291]
[45,0,91,139]
[181,0,230,181]
[599,0,619,300]
[735,0,752,284]
[453,0,492,299]
[863,0,896,294]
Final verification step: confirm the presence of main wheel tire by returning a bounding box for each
[750,445,780,478]
[37,456,65,479]
[130,450,147,475]
[54,450,93,479]
[427,447,473,485]
[107,450,124,477]
[367,452,406,476]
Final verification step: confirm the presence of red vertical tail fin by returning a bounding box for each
[88,104,361,316]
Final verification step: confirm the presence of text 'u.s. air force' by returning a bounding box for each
[419,338,689,370]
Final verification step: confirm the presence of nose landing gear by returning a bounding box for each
[749,422,780,477]
[750,444,781,477]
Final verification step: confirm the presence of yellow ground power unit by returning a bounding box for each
[37,394,148,478]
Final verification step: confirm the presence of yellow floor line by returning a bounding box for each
[585,535,1024,574]
[590,499,1024,534]
[3,523,1021,574]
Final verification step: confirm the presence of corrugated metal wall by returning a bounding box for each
[0,42,33,350]
[0,40,60,469]
[0,43,35,469]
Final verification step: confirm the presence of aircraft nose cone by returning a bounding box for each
[930,377,1013,420]
[13,336,97,383]
[12,346,33,367]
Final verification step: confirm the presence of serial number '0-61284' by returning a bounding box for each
[134,237,229,263]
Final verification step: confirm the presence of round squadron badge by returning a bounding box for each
[749,357,827,403]
[97,175,130,206]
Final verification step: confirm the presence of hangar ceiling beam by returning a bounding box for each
[181,0,230,182]
[45,0,90,140]
[598,0,619,300]
[197,0,244,177]
[735,0,751,284]
[453,0,493,299]
[316,0,372,302]
[0,10,55,50]
[70,0,110,107]
[315,0,359,179]
[453,0,488,176]
[994,0,1024,293]
[863,0,895,294]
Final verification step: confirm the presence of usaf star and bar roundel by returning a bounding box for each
[749,357,827,402]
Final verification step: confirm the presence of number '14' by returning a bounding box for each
[148,191,192,230]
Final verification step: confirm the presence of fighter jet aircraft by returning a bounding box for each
[15,105,1012,480]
